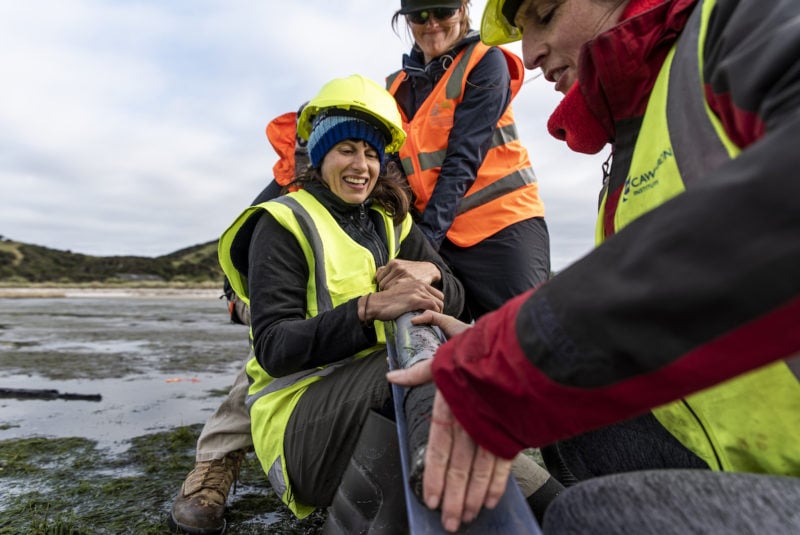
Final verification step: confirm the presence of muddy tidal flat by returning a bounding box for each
[0,288,325,534]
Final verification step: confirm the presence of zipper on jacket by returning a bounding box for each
[598,150,613,210]
[353,205,388,268]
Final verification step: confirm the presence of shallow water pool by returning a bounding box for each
[0,294,250,453]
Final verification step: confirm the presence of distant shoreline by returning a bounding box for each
[0,286,221,299]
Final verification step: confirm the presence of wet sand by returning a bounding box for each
[0,293,246,448]
[0,291,329,533]
[0,286,221,299]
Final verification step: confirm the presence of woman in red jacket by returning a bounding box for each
[389,0,800,533]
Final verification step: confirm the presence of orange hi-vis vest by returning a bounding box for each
[266,111,298,187]
[386,42,544,247]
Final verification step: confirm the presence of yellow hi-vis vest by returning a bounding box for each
[595,0,800,475]
[386,41,544,247]
[217,189,413,517]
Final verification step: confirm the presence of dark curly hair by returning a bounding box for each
[284,160,411,225]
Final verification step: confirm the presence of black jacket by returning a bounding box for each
[246,182,464,377]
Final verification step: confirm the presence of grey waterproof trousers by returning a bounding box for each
[543,469,800,534]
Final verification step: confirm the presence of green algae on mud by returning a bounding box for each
[0,425,326,534]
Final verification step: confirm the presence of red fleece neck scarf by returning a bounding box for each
[545,0,667,154]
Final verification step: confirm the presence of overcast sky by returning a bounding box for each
[0,0,608,272]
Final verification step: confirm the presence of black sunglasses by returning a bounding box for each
[407,7,459,25]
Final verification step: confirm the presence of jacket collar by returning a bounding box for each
[403,30,480,81]
[579,0,698,141]
[306,181,372,222]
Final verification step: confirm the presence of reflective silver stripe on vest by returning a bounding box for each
[393,221,403,256]
[245,359,356,410]
[419,149,447,171]
[416,123,522,172]
[666,3,730,186]
[401,156,415,177]
[492,122,520,148]
[445,42,477,99]
[787,353,800,383]
[456,166,537,215]
[267,457,286,499]
[386,70,402,90]
[271,196,333,314]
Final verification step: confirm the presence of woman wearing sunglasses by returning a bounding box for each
[387,0,551,324]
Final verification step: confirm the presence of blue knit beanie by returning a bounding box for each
[307,112,387,168]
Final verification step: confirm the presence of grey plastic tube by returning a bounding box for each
[390,311,446,501]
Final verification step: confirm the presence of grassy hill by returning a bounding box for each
[0,238,224,285]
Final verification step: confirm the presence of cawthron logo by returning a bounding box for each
[622,148,674,202]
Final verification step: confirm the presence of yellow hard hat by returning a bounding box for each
[297,74,406,154]
[481,0,524,46]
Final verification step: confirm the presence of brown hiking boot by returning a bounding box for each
[169,450,246,535]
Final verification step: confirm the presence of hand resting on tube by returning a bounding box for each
[386,310,514,533]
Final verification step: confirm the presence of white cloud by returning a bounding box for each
[0,0,604,270]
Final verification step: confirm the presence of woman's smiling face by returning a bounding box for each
[409,7,464,64]
[319,139,381,205]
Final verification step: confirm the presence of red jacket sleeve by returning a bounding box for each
[433,288,800,460]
